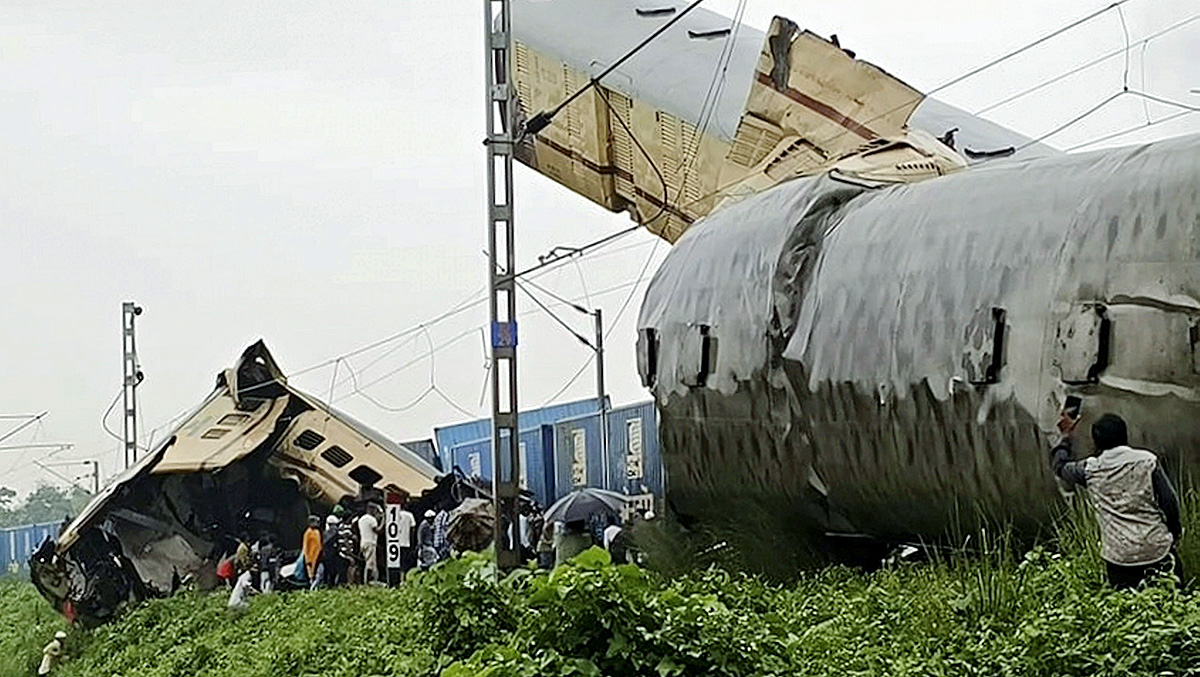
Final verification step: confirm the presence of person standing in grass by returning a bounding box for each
[336,507,361,585]
[37,631,65,676]
[417,509,437,570]
[359,505,382,584]
[1051,411,1183,589]
[555,520,592,566]
[321,514,345,587]
[302,515,323,587]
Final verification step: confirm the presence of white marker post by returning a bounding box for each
[384,492,402,585]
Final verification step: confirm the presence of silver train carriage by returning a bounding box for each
[635,133,1200,566]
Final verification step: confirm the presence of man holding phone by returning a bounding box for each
[1050,407,1183,589]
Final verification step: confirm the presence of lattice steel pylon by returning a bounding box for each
[485,0,521,570]
[121,302,143,469]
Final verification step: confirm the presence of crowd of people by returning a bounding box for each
[220,496,457,611]
[527,506,653,569]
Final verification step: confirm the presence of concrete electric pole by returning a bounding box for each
[485,0,521,570]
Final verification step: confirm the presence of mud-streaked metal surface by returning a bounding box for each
[637,134,1200,559]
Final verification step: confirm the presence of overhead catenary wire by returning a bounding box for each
[1065,109,1195,151]
[338,277,650,408]
[0,412,47,446]
[522,0,707,137]
[516,280,595,349]
[972,14,1200,116]
[673,0,749,205]
[1015,88,1200,151]
[537,238,662,406]
[812,0,1141,156]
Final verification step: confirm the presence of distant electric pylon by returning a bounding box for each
[121,302,144,469]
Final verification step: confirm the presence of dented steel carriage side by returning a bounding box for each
[636,134,1200,564]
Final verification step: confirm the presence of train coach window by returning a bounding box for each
[1103,303,1196,385]
[348,465,383,487]
[1192,320,1200,375]
[218,413,250,426]
[320,446,353,468]
[1054,304,1110,384]
[637,328,658,388]
[294,429,326,451]
[681,325,717,388]
[963,306,1006,385]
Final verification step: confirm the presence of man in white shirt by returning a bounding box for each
[227,570,256,611]
[359,506,381,584]
[38,631,65,676]
[396,501,416,579]
[603,521,623,550]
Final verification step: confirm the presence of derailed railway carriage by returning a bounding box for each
[31,342,442,625]
[635,134,1200,564]
[507,0,1200,565]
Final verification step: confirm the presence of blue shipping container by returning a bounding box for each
[608,401,662,497]
[552,401,661,501]
[448,424,558,507]
[434,397,605,471]
[0,521,60,574]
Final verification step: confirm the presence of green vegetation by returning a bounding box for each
[0,484,91,529]
[4,495,1200,676]
[2,534,1198,675]
[0,578,69,677]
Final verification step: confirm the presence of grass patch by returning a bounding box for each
[0,576,70,677]
[4,493,1200,676]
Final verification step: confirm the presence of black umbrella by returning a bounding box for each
[544,488,626,523]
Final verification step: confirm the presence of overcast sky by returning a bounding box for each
[0,0,1196,497]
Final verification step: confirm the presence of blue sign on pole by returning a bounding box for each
[491,321,518,349]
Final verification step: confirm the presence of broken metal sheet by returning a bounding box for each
[637,133,1200,566]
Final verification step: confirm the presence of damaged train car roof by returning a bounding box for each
[57,340,440,554]
[511,0,1056,155]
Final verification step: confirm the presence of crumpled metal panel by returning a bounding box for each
[151,395,288,474]
[638,133,1200,557]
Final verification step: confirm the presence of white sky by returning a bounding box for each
[0,0,1196,497]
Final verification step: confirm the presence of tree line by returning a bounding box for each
[0,484,91,529]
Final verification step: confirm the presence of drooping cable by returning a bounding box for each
[973,14,1199,115]
[596,85,672,230]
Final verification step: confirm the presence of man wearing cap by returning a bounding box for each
[321,514,345,587]
[417,510,437,570]
[38,631,65,676]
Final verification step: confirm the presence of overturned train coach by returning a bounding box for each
[635,134,1200,566]
[31,342,443,625]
